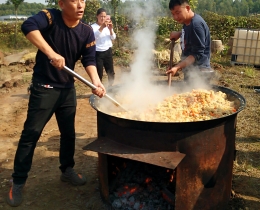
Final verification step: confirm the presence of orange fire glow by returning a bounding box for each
[170,173,174,182]
[145,177,152,184]
[130,187,138,194]
[116,185,139,197]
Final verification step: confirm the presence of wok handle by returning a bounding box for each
[63,66,127,110]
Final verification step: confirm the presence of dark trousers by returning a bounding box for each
[12,85,77,184]
[96,48,115,85]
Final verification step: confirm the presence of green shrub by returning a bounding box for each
[0,21,32,50]
[156,17,182,36]
[1,13,260,51]
[156,12,260,44]
[244,66,256,78]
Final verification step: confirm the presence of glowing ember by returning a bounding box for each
[145,177,152,184]
[109,160,175,209]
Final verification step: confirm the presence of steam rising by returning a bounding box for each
[99,1,212,114]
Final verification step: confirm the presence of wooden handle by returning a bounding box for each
[168,74,172,87]
[168,40,175,87]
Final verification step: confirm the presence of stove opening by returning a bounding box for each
[107,155,176,210]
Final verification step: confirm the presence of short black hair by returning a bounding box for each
[169,0,189,10]
[96,8,106,16]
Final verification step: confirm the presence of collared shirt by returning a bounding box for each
[91,23,116,52]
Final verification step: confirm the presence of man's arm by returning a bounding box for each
[189,26,207,62]
[85,65,101,85]
[82,27,105,97]
[26,30,53,56]
[85,65,106,97]
[166,55,195,76]
[25,31,65,69]
[21,10,65,70]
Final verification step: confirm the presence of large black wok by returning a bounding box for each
[89,84,246,132]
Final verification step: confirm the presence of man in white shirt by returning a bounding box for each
[91,8,116,86]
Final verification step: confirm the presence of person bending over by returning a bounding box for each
[166,0,214,82]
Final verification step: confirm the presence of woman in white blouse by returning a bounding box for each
[91,8,116,86]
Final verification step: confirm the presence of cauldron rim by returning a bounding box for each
[89,85,246,124]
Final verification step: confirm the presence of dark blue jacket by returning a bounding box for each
[182,14,211,68]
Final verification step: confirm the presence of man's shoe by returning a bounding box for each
[60,167,86,186]
[6,183,24,207]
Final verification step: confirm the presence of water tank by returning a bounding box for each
[231,28,260,65]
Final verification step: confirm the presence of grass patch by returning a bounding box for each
[243,66,256,78]
[22,73,32,84]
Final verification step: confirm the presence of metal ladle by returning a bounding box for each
[63,66,127,112]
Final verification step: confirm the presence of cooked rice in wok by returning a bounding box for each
[110,89,236,122]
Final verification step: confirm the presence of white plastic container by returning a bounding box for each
[231,28,260,65]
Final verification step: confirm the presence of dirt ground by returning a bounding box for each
[0,56,259,210]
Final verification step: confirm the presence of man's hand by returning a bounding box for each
[166,66,180,77]
[170,31,181,41]
[49,53,65,70]
[92,81,106,98]
[25,30,64,69]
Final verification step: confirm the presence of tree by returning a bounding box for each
[6,0,24,48]
[45,0,59,9]
[216,0,233,15]
[197,0,216,14]
[233,0,249,16]
[83,0,101,24]
[247,0,254,14]
[251,0,260,14]
[189,0,198,11]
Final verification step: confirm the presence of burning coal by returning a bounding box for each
[108,157,175,210]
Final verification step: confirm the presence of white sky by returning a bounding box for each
[0,0,47,4]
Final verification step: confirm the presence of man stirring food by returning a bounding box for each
[6,0,105,207]
[166,0,214,82]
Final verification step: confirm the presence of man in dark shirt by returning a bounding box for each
[6,0,105,207]
[166,0,214,82]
